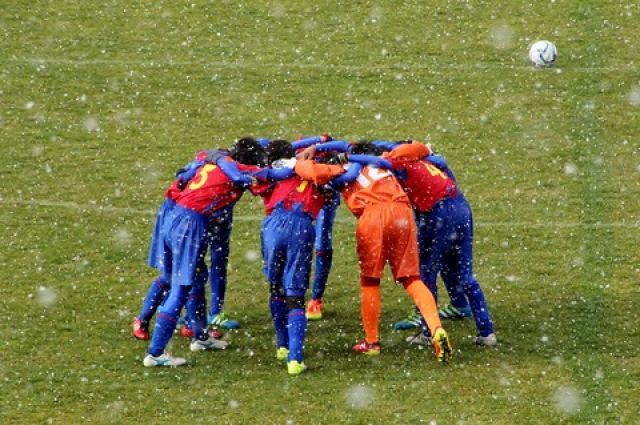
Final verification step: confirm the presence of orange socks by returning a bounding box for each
[401,277,442,336]
[360,276,381,344]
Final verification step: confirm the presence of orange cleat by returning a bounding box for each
[305,298,324,321]
[352,339,381,355]
[132,318,149,341]
[180,325,194,338]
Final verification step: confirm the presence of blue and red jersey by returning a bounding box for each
[173,159,258,216]
[384,144,457,213]
[255,160,345,218]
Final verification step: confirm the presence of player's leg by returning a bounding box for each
[184,263,208,341]
[136,199,176,339]
[261,213,290,360]
[282,213,314,374]
[394,210,437,330]
[450,199,495,344]
[353,210,385,354]
[270,283,289,360]
[144,283,190,367]
[133,273,170,340]
[307,193,339,320]
[352,275,382,355]
[207,208,239,329]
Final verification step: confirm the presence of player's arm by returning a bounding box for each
[291,134,332,150]
[294,160,346,185]
[217,157,253,187]
[251,166,295,182]
[385,143,432,162]
[348,154,393,169]
[327,163,361,190]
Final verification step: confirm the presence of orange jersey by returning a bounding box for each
[340,165,410,217]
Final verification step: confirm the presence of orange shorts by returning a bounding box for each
[355,202,420,281]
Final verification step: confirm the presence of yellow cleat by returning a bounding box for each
[276,347,289,361]
[287,360,307,376]
[432,328,453,363]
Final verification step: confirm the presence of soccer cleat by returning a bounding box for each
[406,331,433,347]
[287,360,306,376]
[208,313,240,330]
[438,304,472,320]
[190,336,229,352]
[352,339,382,356]
[143,352,187,367]
[393,310,423,330]
[132,318,150,341]
[305,298,323,321]
[180,325,194,338]
[475,333,498,347]
[276,347,289,361]
[432,327,453,363]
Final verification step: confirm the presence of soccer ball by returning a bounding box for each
[528,40,557,67]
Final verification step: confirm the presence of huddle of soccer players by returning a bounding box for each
[131,136,496,375]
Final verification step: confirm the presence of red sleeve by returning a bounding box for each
[294,160,345,185]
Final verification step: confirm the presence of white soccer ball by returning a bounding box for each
[528,40,558,67]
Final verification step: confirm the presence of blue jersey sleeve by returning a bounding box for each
[328,163,361,190]
[291,136,324,150]
[371,140,401,151]
[175,160,205,189]
[315,141,352,153]
[218,159,252,187]
[348,154,392,169]
[252,167,295,181]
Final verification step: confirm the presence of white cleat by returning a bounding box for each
[406,332,433,347]
[143,352,187,367]
[190,336,229,352]
[475,333,498,346]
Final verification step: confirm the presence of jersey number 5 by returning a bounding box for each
[189,164,217,190]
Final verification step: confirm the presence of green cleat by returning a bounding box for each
[276,347,289,361]
[393,310,423,330]
[287,360,306,376]
[438,304,472,320]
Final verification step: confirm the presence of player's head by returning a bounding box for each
[350,140,384,156]
[229,137,267,166]
[265,139,295,164]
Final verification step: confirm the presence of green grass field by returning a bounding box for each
[1,1,639,424]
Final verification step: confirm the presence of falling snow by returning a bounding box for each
[345,384,374,410]
[37,286,57,307]
[552,385,583,415]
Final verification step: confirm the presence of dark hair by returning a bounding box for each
[349,140,384,156]
[265,139,295,164]
[230,137,266,166]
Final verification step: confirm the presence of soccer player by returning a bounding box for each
[254,139,344,375]
[382,142,496,346]
[258,135,338,321]
[295,143,453,362]
[142,138,265,367]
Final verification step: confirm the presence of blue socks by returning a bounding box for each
[138,277,170,324]
[148,285,190,357]
[269,295,288,349]
[311,249,333,300]
[287,308,307,362]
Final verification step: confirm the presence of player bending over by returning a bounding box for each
[295,143,453,362]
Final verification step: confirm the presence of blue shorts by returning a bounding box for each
[261,207,315,293]
[159,205,209,287]
[147,199,176,270]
